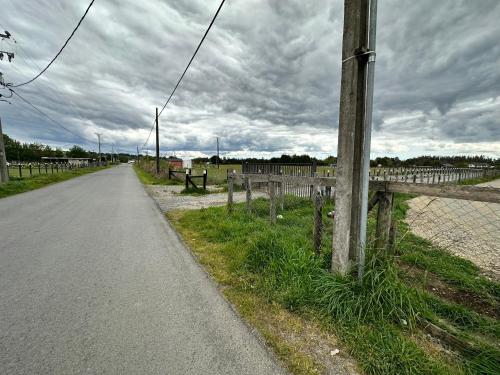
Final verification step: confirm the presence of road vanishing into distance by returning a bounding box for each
[0,165,285,375]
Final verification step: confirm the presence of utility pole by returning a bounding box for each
[332,0,378,277]
[95,133,102,166]
[111,145,114,164]
[136,145,139,164]
[0,30,13,182]
[155,107,160,174]
[0,117,9,183]
[216,136,220,169]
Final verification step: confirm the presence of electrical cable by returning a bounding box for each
[9,88,98,145]
[11,0,96,88]
[142,0,226,148]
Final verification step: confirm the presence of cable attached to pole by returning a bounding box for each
[142,0,226,148]
[12,0,96,88]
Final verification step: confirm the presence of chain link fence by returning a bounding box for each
[403,190,500,278]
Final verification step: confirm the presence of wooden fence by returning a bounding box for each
[7,162,101,178]
[168,168,208,190]
[242,162,318,198]
[227,172,500,255]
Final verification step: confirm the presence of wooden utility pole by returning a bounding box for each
[136,145,139,164]
[155,107,160,174]
[0,117,9,183]
[95,133,102,166]
[216,136,220,169]
[332,0,378,276]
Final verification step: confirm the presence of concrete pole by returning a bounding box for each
[332,0,377,276]
[0,117,9,183]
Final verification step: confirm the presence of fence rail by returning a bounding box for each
[6,162,101,179]
[227,171,500,277]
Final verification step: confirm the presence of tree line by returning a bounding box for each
[194,154,498,168]
[2,134,134,163]
[4,133,497,167]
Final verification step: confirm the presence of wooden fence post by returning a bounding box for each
[227,174,234,212]
[375,191,394,250]
[245,176,252,213]
[269,180,277,224]
[279,175,285,211]
[314,189,324,255]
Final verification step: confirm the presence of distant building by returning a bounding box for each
[167,157,183,169]
[41,157,91,166]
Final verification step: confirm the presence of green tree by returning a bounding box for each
[67,145,89,158]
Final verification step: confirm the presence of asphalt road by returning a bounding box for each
[0,165,285,375]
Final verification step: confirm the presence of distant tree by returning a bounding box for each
[67,145,89,158]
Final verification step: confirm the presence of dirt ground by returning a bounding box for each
[406,179,500,278]
[145,185,266,212]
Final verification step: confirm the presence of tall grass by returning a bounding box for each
[173,195,499,374]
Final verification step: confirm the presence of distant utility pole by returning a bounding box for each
[155,107,160,174]
[216,136,220,169]
[136,145,139,163]
[95,133,102,166]
[332,0,378,277]
[0,117,9,183]
[111,145,114,164]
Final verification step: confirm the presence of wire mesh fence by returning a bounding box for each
[402,191,500,279]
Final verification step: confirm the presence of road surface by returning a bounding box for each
[0,165,285,375]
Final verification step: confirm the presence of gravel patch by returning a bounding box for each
[406,179,500,278]
[146,185,267,212]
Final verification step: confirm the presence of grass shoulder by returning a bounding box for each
[0,165,111,199]
[167,195,499,375]
[133,164,181,186]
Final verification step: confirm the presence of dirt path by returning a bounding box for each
[146,185,267,212]
[406,179,500,278]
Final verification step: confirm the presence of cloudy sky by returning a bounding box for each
[0,0,499,159]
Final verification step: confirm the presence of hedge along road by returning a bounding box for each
[0,164,285,375]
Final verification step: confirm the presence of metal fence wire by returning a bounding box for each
[401,188,500,278]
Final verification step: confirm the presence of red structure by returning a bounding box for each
[168,157,183,169]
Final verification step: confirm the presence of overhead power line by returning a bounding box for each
[9,88,98,145]
[142,0,226,148]
[12,0,96,88]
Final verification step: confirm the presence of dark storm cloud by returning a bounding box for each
[0,0,498,157]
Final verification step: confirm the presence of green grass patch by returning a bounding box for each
[168,193,500,374]
[133,163,181,185]
[0,166,111,199]
[457,175,499,186]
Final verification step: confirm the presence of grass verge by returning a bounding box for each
[457,175,499,186]
[133,163,181,186]
[168,195,499,375]
[0,165,111,199]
